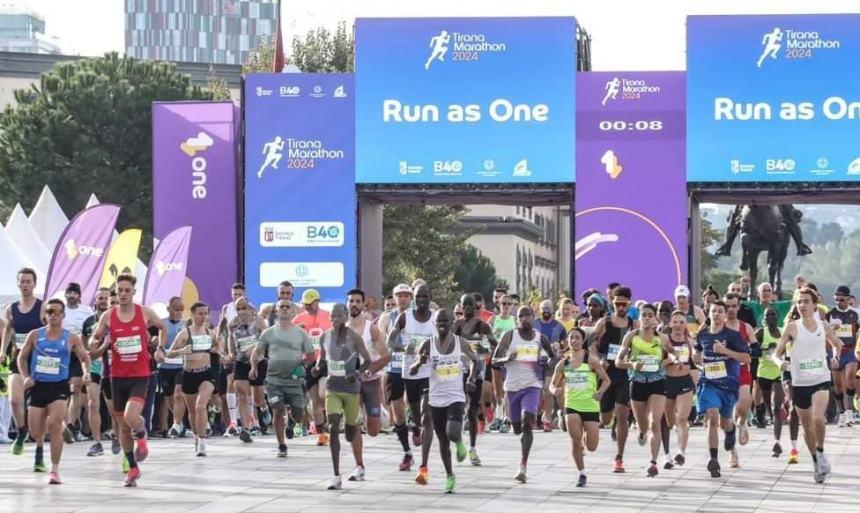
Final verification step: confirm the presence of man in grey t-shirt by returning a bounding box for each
[251,300,314,457]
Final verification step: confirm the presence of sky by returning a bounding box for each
[16,0,860,70]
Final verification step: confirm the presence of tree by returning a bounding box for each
[700,212,740,296]
[243,21,354,74]
[454,245,508,304]
[0,53,214,258]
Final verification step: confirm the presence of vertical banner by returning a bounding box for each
[575,72,687,302]
[152,101,238,309]
[244,74,356,305]
[143,226,192,309]
[44,204,120,303]
[99,228,142,289]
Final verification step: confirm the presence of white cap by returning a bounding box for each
[392,283,412,296]
[674,285,691,298]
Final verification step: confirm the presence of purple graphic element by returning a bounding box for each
[152,101,238,308]
[575,72,688,303]
[44,204,120,304]
[143,226,192,307]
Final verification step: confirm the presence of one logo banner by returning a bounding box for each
[688,14,860,182]
[143,226,192,309]
[575,72,687,302]
[244,74,356,305]
[98,228,142,290]
[44,204,120,303]
[152,101,239,308]
[355,17,576,184]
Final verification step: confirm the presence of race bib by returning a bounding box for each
[329,360,346,377]
[606,344,621,361]
[191,335,212,352]
[704,360,727,379]
[310,337,320,351]
[407,336,428,355]
[637,355,660,373]
[565,370,589,390]
[798,358,825,380]
[435,361,461,381]
[115,335,142,355]
[480,336,491,350]
[163,356,184,366]
[675,346,690,364]
[390,351,404,370]
[237,336,257,353]
[835,323,853,339]
[35,355,61,375]
[517,345,539,362]
[14,333,26,350]
[90,359,103,375]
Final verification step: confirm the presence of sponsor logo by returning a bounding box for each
[279,86,300,97]
[424,29,506,70]
[333,85,347,98]
[433,160,463,177]
[730,159,756,175]
[310,85,326,98]
[847,157,860,175]
[65,239,104,261]
[811,157,834,176]
[180,132,213,157]
[765,158,796,174]
[398,161,423,176]
[256,86,274,97]
[181,132,214,200]
[156,260,184,276]
[512,158,531,177]
[259,222,345,247]
[259,262,345,288]
[756,27,840,68]
[600,150,623,179]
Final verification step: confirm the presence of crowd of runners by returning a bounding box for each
[1,268,857,492]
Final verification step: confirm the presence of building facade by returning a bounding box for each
[125,0,277,65]
[0,6,60,54]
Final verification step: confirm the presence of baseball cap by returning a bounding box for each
[674,285,691,298]
[834,285,851,297]
[392,283,412,296]
[301,289,321,305]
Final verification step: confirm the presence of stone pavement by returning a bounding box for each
[1,423,858,513]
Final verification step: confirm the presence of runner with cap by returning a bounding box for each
[536,299,567,432]
[674,285,706,339]
[294,288,332,445]
[826,285,858,427]
[61,282,93,443]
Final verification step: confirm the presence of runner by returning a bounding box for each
[755,308,786,457]
[17,298,91,484]
[1,268,45,456]
[674,285,706,338]
[536,299,567,432]
[826,285,858,427]
[228,296,268,443]
[591,286,638,472]
[473,293,494,323]
[387,283,436,485]
[548,328,610,487]
[492,306,555,483]
[250,300,315,458]
[693,300,749,478]
[410,308,480,493]
[314,303,373,490]
[83,288,111,456]
[487,295,516,433]
[617,303,673,477]
[452,293,497,466]
[558,298,578,333]
[61,282,93,443]
[345,289,390,469]
[157,297,187,440]
[664,310,695,468]
[379,283,415,471]
[89,274,167,487]
[163,302,219,456]
[492,288,508,316]
[724,292,757,467]
[219,282,248,436]
[293,288,332,446]
[773,287,843,483]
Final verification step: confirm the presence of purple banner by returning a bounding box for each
[44,204,120,303]
[143,226,192,308]
[152,101,238,309]
[575,72,687,302]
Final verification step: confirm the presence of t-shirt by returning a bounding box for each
[743,300,792,328]
[63,305,94,335]
[537,319,566,344]
[695,327,747,391]
[258,325,313,388]
[293,310,332,338]
[479,310,494,324]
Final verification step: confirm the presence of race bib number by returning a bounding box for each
[310,337,320,351]
[606,344,621,361]
[704,360,727,380]
[390,351,404,370]
[163,356,184,366]
[191,335,212,352]
[14,334,26,350]
[517,345,539,362]
[835,323,853,339]
[565,370,589,390]
[675,346,690,364]
[798,358,825,380]
[237,336,257,353]
[35,355,61,375]
[435,362,461,381]
[115,335,142,355]
[637,355,660,373]
[329,360,346,377]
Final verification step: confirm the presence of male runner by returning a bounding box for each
[488,295,516,432]
[219,282,248,434]
[158,297,187,439]
[294,288,332,445]
[725,292,757,467]
[228,296,268,443]
[83,288,111,456]
[537,299,567,432]
[492,306,555,483]
[17,298,91,484]
[826,285,858,427]
[62,282,93,443]
[674,285,706,337]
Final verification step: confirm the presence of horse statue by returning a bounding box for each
[715,204,812,299]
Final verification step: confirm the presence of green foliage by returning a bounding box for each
[0,53,213,259]
[243,22,355,74]
[454,246,508,305]
[242,35,277,74]
[205,66,232,100]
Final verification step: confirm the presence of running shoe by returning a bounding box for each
[134,434,149,463]
[772,442,783,457]
[317,433,329,446]
[196,438,207,457]
[674,453,686,466]
[278,444,288,458]
[637,431,647,446]
[11,435,24,455]
[542,421,552,433]
[488,418,501,431]
[111,437,121,455]
[724,427,736,451]
[415,466,429,485]
[514,464,527,483]
[576,474,587,487]
[124,466,141,487]
[663,457,674,470]
[411,428,422,448]
[469,448,482,466]
[813,458,825,484]
[647,463,659,477]
[48,470,61,485]
[293,425,304,439]
[239,428,253,444]
[399,452,413,471]
[478,420,485,434]
[838,412,847,428]
[818,452,831,478]
[224,423,239,437]
[788,448,799,464]
[729,449,739,468]
[169,424,182,438]
[285,420,295,440]
[87,442,104,457]
[444,474,456,494]
[327,475,342,490]
[121,454,130,474]
[739,423,750,445]
[348,465,366,482]
[613,457,625,473]
[499,420,511,434]
[707,458,721,478]
[249,426,262,436]
[62,426,75,444]
[34,459,46,473]
[260,408,273,427]
[455,441,467,463]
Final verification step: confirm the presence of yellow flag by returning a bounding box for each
[98,229,142,289]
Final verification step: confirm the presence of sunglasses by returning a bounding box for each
[454,312,464,316]
[46,308,64,316]
[501,302,512,306]
[613,301,630,306]
[278,305,292,310]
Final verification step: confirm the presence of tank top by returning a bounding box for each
[491,315,516,341]
[323,330,361,394]
[159,318,186,369]
[386,309,407,374]
[428,334,465,407]
[402,309,435,380]
[108,305,151,378]
[456,319,490,376]
[790,317,830,387]
[11,299,44,352]
[599,316,630,381]
[564,358,598,412]
[669,333,691,367]
[233,321,260,363]
[30,327,71,383]
[629,332,665,383]
[757,328,781,380]
[356,319,382,381]
[503,329,542,392]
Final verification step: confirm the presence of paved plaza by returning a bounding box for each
[2,424,858,513]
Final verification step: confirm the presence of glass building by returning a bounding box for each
[0,6,61,54]
[125,0,277,65]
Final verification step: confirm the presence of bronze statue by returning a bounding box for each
[715,204,811,299]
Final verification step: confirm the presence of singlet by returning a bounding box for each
[491,315,516,341]
[503,329,542,392]
[455,318,490,376]
[356,319,382,381]
[188,328,213,355]
[401,309,436,380]
[11,299,44,354]
[598,316,630,381]
[827,307,858,350]
[323,330,361,394]
[233,321,261,364]
[108,305,151,379]
[669,332,692,369]
[757,328,781,380]
[790,317,830,387]
[564,358,598,413]
[385,309,407,374]
[629,332,666,383]
[159,318,185,370]
[29,327,71,383]
[428,334,465,407]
